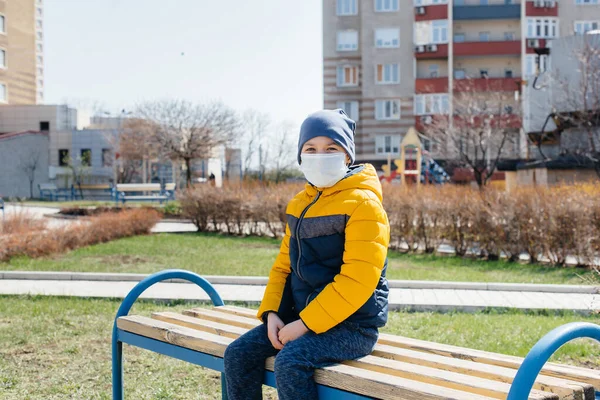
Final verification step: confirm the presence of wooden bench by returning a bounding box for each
[72,184,112,200]
[38,183,74,201]
[112,270,600,400]
[111,183,175,205]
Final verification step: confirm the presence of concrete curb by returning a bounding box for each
[1,271,598,294]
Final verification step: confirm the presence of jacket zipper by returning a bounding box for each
[295,190,322,283]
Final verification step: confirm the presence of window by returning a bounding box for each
[37,43,43,52]
[576,0,599,4]
[37,55,43,64]
[36,19,42,29]
[376,63,400,84]
[337,30,358,51]
[102,149,113,167]
[375,99,401,120]
[526,18,558,38]
[375,28,400,48]
[432,20,449,44]
[38,67,43,76]
[480,69,488,78]
[37,7,43,17]
[505,69,513,78]
[0,49,5,68]
[454,69,466,79]
[575,21,600,35]
[479,32,490,41]
[375,0,399,12]
[38,79,43,87]
[504,31,516,41]
[0,83,5,102]
[429,64,439,78]
[40,121,49,131]
[337,0,358,15]
[454,33,465,42]
[480,0,488,4]
[58,149,70,166]
[337,101,360,121]
[0,15,4,34]
[37,31,43,40]
[415,20,449,45]
[376,135,401,155]
[337,65,359,87]
[414,94,450,115]
[525,54,549,77]
[80,149,92,167]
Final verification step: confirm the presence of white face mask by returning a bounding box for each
[299,153,348,188]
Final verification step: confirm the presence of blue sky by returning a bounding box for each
[44,0,323,126]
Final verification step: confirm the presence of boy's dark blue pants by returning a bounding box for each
[223,321,378,400]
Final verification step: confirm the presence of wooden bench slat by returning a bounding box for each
[378,333,600,390]
[153,311,558,399]
[151,312,247,339]
[199,307,592,399]
[373,344,590,400]
[118,315,497,400]
[183,308,261,329]
[166,309,587,400]
[215,305,258,319]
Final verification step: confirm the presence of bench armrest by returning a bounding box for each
[507,322,600,400]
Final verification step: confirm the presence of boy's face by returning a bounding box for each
[301,136,350,165]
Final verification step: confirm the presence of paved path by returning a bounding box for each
[1,274,597,314]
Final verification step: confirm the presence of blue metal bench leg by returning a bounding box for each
[112,269,225,400]
[507,322,600,400]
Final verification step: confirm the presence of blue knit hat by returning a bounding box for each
[297,109,356,165]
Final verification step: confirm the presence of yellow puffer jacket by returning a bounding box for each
[257,164,390,334]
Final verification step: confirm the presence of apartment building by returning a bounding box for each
[0,0,44,105]
[323,0,600,166]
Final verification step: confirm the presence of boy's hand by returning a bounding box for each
[267,312,285,350]
[278,319,309,345]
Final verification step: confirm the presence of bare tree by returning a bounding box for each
[425,80,520,188]
[135,100,240,188]
[267,121,298,183]
[63,152,92,200]
[539,34,600,176]
[241,110,270,178]
[19,150,41,198]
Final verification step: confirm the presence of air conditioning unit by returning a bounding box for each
[415,45,426,53]
[421,115,433,125]
[427,44,438,52]
[415,6,426,15]
[545,0,556,7]
[505,106,514,115]
[527,39,540,48]
[533,0,544,7]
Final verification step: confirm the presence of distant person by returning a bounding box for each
[223,109,390,399]
[208,173,216,187]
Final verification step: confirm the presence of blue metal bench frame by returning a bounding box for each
[38,184,75,201]
[110,185,174,205]
[112,270,600,400]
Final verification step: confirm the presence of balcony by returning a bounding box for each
[416,77,448,94]
[453,4,520,20]
[454,40,521,57]
[414,4,448,21]
[414,43,449,59]
[525,1,558,17]
[454,77,522,92]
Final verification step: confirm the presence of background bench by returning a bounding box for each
[112,270,600,400]
[38,183,74,201]
[111,183,175,205]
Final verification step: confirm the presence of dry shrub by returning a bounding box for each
[180,182,301,237]
[0,209,47,235]
[0,208,161,262]
[180,180,600,267]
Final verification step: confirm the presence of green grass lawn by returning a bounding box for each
[0,296,598,399]
[2,233,598,285]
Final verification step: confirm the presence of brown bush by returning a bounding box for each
[179,180,600,267]
[0,209,47,235]
[0,208,161,262]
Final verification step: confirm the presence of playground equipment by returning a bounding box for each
[380,127,450,185]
